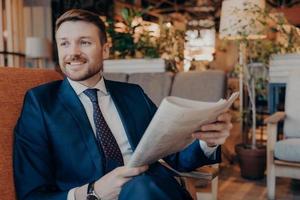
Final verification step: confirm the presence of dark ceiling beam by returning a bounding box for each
[146,0,176,8]
[160,0,177,6]
[114,0,161,18]
[145,0,170,11]
[267,0,300,7]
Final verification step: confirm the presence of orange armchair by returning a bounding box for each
[0,67,62,199]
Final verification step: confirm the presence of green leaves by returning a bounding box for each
[121,8,142,27]
[121,8,129,22]
[107,8,160,59]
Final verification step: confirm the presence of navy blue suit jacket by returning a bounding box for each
[13,78,221,200]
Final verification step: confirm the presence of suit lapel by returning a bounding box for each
[105,79,139,150]
[57,79,105,174]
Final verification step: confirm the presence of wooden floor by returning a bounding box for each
[195,163,300,200]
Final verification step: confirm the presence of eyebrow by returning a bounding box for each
[57,36,93,40]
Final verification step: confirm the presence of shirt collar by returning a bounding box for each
[67,77,108,96]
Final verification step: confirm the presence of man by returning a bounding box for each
[14,9,232,200]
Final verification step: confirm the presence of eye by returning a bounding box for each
[59,41,69,47]
[81,40,92,46]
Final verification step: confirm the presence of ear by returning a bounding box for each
[102,43,110,59]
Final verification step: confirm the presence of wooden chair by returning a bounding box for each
[265,70,300,200]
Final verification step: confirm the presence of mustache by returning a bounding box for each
[64,55,87,64]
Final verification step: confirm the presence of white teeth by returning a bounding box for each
[69,62,83,65]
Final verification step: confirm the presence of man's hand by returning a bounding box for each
[193,111,233,147]
[94,165,148,200]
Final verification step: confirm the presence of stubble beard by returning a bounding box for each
[63,62,103,83]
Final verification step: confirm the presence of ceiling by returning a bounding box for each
[141,0,222,24]
[49,0,300,27]
[136,0,300,27]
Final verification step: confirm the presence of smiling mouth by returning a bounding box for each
[67,61,86,65]
[65,60,87,68]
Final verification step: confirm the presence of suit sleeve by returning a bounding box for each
[140,88,221,172]
[13,91,68,200]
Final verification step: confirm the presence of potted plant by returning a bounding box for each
[234,60,268,179]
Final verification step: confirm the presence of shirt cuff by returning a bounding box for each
[199,140,218,158]
[67,187,77,200]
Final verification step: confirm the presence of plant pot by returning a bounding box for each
[235,143,266,180]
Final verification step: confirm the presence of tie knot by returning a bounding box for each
[83,89,98,103]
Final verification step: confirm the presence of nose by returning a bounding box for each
[69,43,81,56]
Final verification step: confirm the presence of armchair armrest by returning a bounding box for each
[177,165,219,180]
[159,160,219,200]
[265,112,286,170]
[264,112,286,124]
[159,160,218,180]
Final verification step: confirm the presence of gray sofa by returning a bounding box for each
[104,70,227,106]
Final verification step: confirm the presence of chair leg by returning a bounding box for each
[267,163,276,200]
[211,176,218,200]
[184,177,197,200]
[267,176,276,199]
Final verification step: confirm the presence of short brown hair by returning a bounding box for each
[55,9,107,45]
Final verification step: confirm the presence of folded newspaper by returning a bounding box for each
[127,92,239,167]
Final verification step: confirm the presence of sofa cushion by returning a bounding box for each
[0,67,62,200]
[274,138,300,162]
[103,73,128,82]
[170,70,226,102]
[284,70,300,138]
[128,72,173,106]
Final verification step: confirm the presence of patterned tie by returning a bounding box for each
[84,89,124,172]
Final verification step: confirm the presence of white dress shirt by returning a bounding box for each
[67,77,217,200]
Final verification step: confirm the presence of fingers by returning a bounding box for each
[114,166,148,187]
[201,121,233,132]
[193,131,229,140]
[194,111,233,146]
[217,111,232,122]
[199,111,232,132]
[193,131,229,146]
[121,166,148,185]
[117,165,149,178]
[115,177,132,187]
[94,165,149,200]
[205,137,227,146]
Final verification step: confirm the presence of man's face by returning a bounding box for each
[56,21,109,86]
